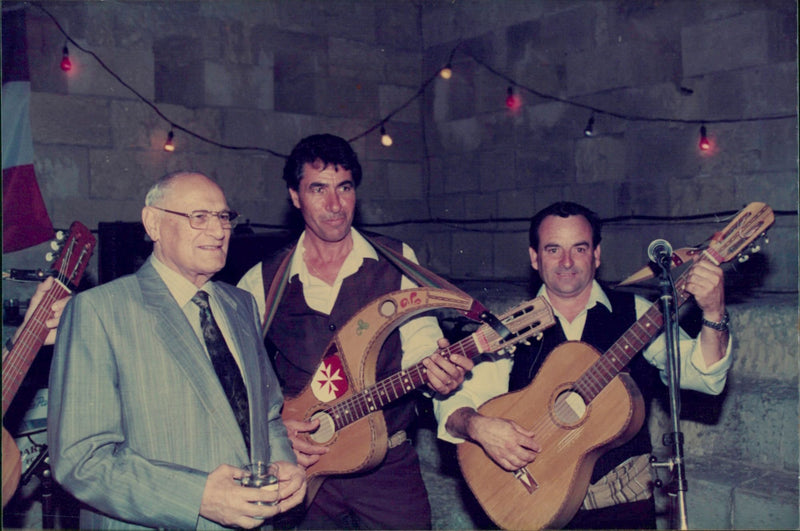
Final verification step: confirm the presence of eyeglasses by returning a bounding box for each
[151,206,239,230]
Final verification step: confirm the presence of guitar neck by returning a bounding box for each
[2,280,70,415]
[326,329,489,432]
[574,265,696,403]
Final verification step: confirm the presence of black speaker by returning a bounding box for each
[98,221,294,285]
[98,222,151,285]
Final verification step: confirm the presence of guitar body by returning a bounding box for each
[456,203,776,530]
[282,340,390,479]
[283,288,477,480]
[2,427,22,507]
[458,341,645,530]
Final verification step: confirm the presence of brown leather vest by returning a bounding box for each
[260,234,419,435]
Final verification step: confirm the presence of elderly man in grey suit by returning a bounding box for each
[47,171,306,529]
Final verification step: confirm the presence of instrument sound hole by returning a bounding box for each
[308,411,336,444]
[552,390,586,426]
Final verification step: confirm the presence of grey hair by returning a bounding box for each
[144,171,197,206]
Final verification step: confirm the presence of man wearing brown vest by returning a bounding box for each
[238,134,473,529]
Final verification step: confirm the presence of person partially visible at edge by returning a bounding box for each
[434,201,732,529]
[48,171,306,529]
[238,134,474,529]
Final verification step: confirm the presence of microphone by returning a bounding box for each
[647,239,673,266]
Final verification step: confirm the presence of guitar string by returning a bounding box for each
[3,231,78,400]
[514,251,714,459]
[324,304,552,430]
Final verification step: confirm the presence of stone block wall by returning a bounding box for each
[2,1,797,528]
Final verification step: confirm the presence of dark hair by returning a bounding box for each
[528,201,602,249]
[282,134,362,190]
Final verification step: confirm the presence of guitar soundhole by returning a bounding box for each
[308,411,336,444]
[551,389,586,427]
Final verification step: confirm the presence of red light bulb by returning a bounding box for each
[699,126,711,151]
[505,86,522,112]
[60,46,72,71]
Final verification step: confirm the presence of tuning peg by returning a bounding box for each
[535,333,543,341]
[762,234,770,245]
[750,244,761,254]
[738,254,750,263]
[522,340,530,346]
[55,230,66,241]
[45,252,56,262]
[50,240,62,251]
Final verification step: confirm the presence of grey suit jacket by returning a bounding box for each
[47,257,295,530]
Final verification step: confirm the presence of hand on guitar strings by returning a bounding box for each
[423,338,475,395]
[284,418,329,468]
[11,276,71,347]
[449,407,541,471]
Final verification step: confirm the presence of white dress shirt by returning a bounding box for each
[434,279,733,443]
[237,228,444,369]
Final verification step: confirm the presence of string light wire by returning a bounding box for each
[31,2,795,159]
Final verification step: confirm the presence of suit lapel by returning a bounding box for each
[214,285,263,452]
[136,260,249,461]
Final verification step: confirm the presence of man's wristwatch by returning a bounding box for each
[702,310,730,332]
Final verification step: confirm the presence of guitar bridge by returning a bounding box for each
[513,467,538,494]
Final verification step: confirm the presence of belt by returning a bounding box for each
[387,430,408,449]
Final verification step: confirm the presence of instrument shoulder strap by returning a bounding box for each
[260,244,296,339]
[361,232,512,339]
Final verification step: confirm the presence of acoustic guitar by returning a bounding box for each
[282,287,554,489]
[457,202,775,530]
[2,222,96,507]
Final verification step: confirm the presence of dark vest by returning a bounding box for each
[260,234,417,436]
[508,288,659,482]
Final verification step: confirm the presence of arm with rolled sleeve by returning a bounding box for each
[433,355,513,443]
[635,296,733,395]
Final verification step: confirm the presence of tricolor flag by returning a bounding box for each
[2,4,54,253]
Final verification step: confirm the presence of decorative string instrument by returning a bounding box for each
[282,287,555,500]
[456,202,775,530]
[2,222,96,507]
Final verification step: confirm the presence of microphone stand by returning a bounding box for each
[21,445,55,529]
[649,256,689,530]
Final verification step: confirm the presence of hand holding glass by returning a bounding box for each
[240,461,279,506]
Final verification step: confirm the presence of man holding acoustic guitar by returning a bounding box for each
[2,276,68,508]
[238,133,474,529]
[435,201,732,529]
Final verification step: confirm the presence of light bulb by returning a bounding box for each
[60,45,72,71]
[584,116,595,137]
[164,130,175,152]
[380,126,393,147]
[698,125,711,151]
[505,86,521,111]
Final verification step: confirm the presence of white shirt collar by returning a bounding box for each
[289,227,377,283]
[150,254,213,307]
[536,279,613,321]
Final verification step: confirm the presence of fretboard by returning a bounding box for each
[574,266,695,403]
[326,331,485,431]
[2,280,69,414]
